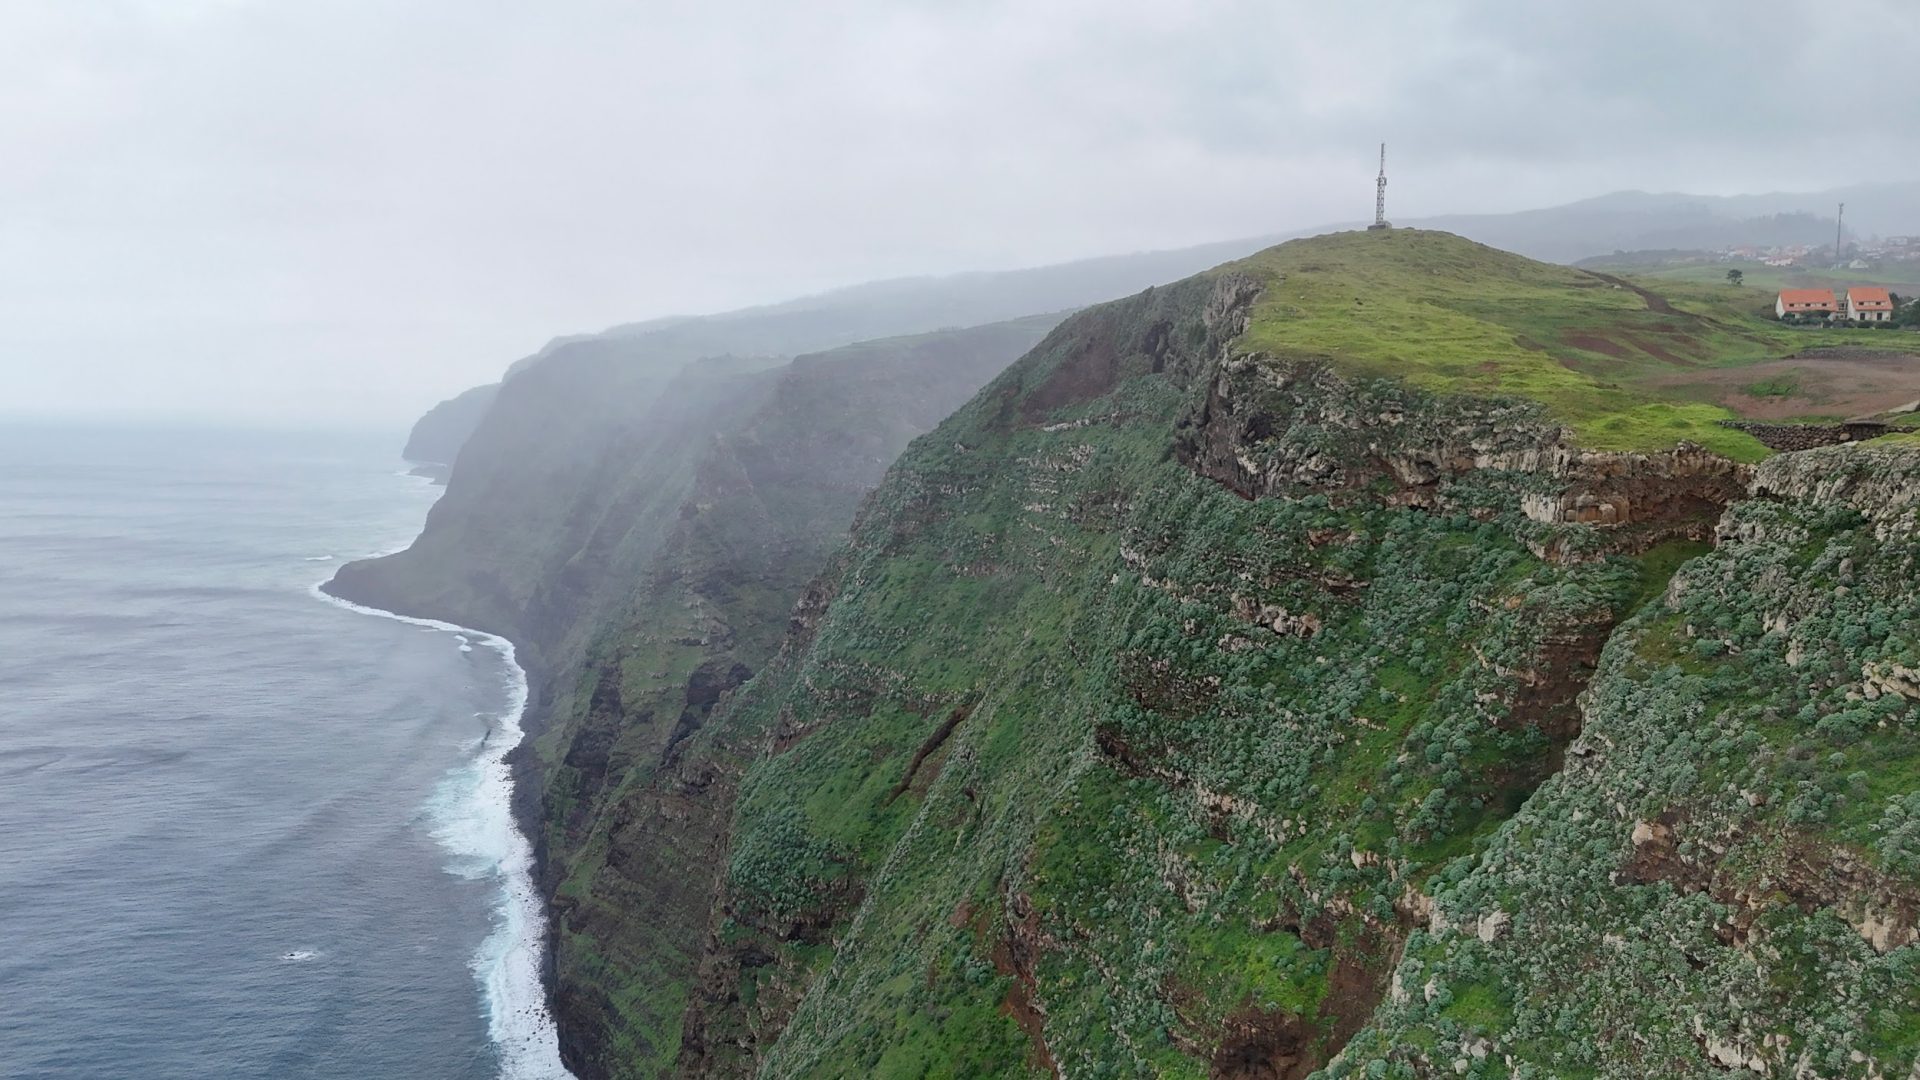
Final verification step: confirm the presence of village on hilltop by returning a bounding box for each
[1736,234,1920,270]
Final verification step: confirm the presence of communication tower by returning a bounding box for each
[1368,143,1391,231]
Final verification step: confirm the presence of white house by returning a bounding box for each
[1846,287,1895,322]
[1776,288,1837,318]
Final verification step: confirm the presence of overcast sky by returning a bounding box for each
[3,1,1917,426]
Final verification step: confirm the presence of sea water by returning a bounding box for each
[0,424,571,1079]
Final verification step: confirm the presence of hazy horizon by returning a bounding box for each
[4,1,1917,426]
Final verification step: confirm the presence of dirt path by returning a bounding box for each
[1646,350,1920,420]
[1582,271,1682,315]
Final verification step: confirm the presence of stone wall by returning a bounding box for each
[1716,419,1889,452]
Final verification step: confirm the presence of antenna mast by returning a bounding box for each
[1368,143,1391,231]
[1835,202,1846,265]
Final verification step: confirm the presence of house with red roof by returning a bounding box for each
[1846,286,1895,322]
[1775,288,1837,319]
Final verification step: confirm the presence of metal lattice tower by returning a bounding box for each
[1368,143,1391,230]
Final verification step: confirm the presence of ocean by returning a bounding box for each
[0,424,571,1079]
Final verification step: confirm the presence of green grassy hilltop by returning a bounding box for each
[1233,230,1913,458]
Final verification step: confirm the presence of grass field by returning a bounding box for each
[1227,229,1919,458]
[1602,260,1920,295]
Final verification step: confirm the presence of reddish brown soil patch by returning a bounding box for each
[886,701,972,803]
[1021,335,1123,421]
[1321,948,1387,1053]
[990,894,1061,1078]
[1200,943,1389,1080]
[1564,333,1629,357]
[1626,335,1697,367]
[1621,810,1920,952]
[1563,330,1699,368]
[1210,1005,1315,1079]
[1019,318,1177,423]
[1645,349,1920,421]
[1494,608,1618,742]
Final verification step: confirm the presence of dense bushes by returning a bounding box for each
[1331,467,1920,1078]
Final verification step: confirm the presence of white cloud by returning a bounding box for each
[0,0,1915,424]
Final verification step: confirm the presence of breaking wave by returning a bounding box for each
[310,581,573,1079]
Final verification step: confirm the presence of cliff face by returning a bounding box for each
[356,228,1920,1079]
[527,315,1067,1076]
[1335,443,1920,1077]
[628,270,1666,1078]
[327,347,779,683]
[553,234,1920,1078]
[326,313,1063,1074]
[330,313,1060,691]
[403,382,500,465]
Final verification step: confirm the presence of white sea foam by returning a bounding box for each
[279,950,319,962]
[310,579,575,1080]
[304,555,334,562]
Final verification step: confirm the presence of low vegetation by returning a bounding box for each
[1601,260,1920,295]
[1335,448,1920,1077]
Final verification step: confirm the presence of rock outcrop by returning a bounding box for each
[1718,418,1890,452]
[1180,354,1751,559]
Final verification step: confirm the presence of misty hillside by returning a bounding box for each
[403,383,500,466]
[1396,182,1920,264]
[499,234,1287,381]
[407,181,1917,468]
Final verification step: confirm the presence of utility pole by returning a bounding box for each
[1368,143,1391,231]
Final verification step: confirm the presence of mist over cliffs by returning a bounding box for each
[407,182,1920,475]
[397,233,1297,473]
[403,383,500,466]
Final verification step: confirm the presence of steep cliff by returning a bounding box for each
[346,223,1920,1078]
[553,230,1920,1078]
[368,237,1296,591]
[327,346,779,680]
[330,316,1065,1071]
[403,382,500,466]
[332,313,1059,689]
[1331,440,1920,1078]
[519,314,1068,1076]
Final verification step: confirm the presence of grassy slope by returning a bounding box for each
[1615,260,1920,294]
[1230,229,1911,460]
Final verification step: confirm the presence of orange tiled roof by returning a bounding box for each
[1778,288,1837,306]
[1848,286,1894,309]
